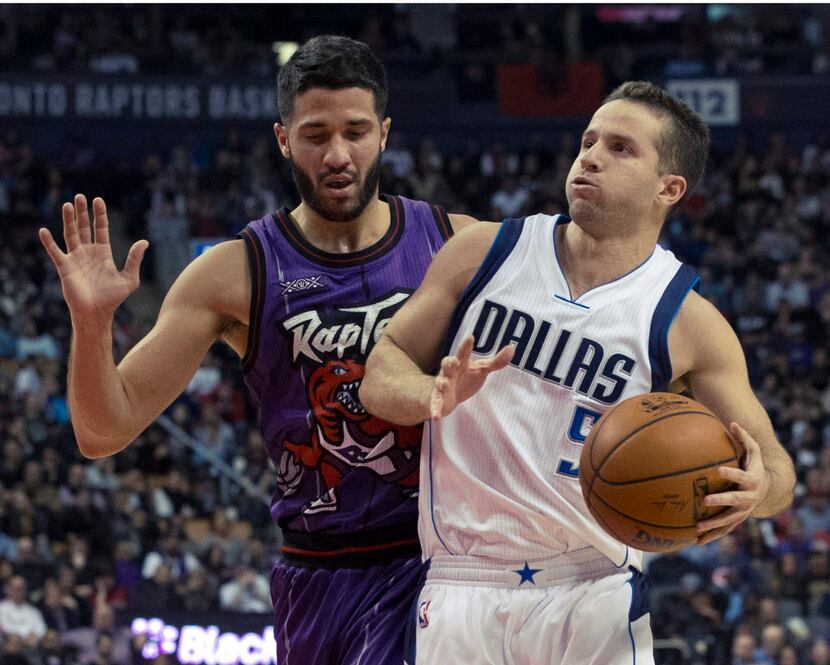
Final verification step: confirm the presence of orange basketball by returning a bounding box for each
[579,392,740,553]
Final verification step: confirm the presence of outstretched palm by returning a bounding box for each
[430,335,515,420]
[39,194,148,327]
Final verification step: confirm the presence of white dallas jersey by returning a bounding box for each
[419,214,700,571]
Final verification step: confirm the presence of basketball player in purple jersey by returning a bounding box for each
[39,36,478,665]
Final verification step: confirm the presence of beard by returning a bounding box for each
[290,153,382,222]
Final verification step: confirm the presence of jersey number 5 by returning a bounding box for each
[556,406,602,478]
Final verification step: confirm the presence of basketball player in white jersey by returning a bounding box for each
[360,81,796,664]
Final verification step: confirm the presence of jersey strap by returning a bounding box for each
[443,217,525,356]
[239,226,266,375]
[648,263,701,391]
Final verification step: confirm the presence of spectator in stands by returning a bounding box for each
[192,403,235,467]
[37,627,78,665]
[732,631,762,665]
[141,534,200,584]
[176,566,218,614]
[82,631,114,665]
[0,575,47,647]
[15,316,59,362]
[0,634,31,665]
[40,577,81,633]
[146,195,190,292]
[218,564,270,613]
[753,623,788,664]
[797,490,830,540]
[131,563,181,613]
[810,638,830,665]
[490,174,530,219]
[193,510,242,566]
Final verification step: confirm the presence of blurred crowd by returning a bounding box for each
[1,5,828,84]
[3,107,830,664]
[0,4,829,663]
[0,126,279,665]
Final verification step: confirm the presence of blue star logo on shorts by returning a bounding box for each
[513,562,542,585]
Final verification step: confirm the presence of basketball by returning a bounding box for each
[579,392,741,553]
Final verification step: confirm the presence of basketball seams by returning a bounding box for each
[587,494,628,544]
[579,394,742,552]
[590,489,728,530]
[593,409,731,479]
[598,455,739,486]
[586,409,612,473]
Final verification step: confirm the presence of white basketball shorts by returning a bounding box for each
[408,550,654,665]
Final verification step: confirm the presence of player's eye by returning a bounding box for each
[332,366,347,375]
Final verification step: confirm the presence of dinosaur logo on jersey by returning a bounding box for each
[282,358,421,502]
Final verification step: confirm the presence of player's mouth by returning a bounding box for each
[571,176,598,188]
[322,175,356,197]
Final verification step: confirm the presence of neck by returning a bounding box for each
[557,220,660,300]
[290,195,389,254]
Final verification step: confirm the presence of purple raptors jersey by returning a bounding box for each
[239,195,453,559]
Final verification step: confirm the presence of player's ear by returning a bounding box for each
[275,122,291,159]
[380,117,391,152]
[657,174,686,209]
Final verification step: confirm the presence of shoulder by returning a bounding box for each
[421,222,502,294]
[674,290,730,335]
[670,290,743,377]
[447,213,487,234]
[442,220,503,256]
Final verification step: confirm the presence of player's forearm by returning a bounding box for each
[753,445,796,518]
[361,337,435,426]
[68,317,138,457]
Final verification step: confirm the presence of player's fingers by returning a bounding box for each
[38,228,67,267]
[729,422,760,468]
[62,201,80,252]
[122,240,149,285]
[456,335,474,366]
[429,385,444,420]
[75,194,92,244]
[702,487,754,508]
[472,344,515,374]
[714,465,753,487]
[697,523,738,546]
[92,197,111,245]
[491,344,515,369]
[696,506,747,535]
[440,355,461,379]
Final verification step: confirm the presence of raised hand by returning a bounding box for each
[39,194,148,327]
[429,335,515,420]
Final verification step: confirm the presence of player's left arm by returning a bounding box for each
[669,291,796,544]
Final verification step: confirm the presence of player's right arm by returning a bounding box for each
[40,195,248,458]
[360,222,512,426]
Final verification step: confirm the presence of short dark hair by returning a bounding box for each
[277,35,388,122]
[603,81,711,205]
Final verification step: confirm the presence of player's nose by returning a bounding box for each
[579,146,601,172]
[323,135,352,170]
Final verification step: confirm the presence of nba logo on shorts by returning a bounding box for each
[418,600,431,628]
